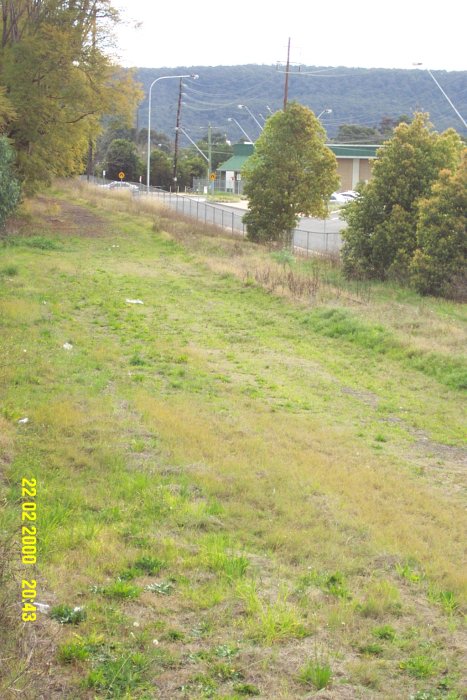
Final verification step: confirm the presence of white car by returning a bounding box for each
[330,192,348,204]
[103,181,139,191]
[340,190,360,201]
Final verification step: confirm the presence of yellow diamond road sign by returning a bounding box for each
[210,173,216,181]
[118,171,125,180]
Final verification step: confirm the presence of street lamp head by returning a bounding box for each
[191,74,199,79]
[324,108,332,114]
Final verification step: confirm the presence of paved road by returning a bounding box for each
[203,199,346,254]
[141,190,346,254]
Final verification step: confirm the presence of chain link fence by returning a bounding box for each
[83,177,343,255]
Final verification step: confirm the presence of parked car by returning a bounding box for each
[330,192,348,204]
[102,181,139,191]
[340,190,360,201]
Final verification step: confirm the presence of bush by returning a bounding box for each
[0,136,21,227]
[341,114,463,284]
[410,153,467,299]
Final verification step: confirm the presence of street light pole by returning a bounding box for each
[238,104,263,131]
[317,108,332,119]
[146,73,198,192]
[227,117,253,143]
[413,63,466,130]
[174,127,209,162]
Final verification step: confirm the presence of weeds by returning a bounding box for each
[372,624,397,641]
[298,657,332,690]
[400,654,438,678]
[396,560,425,584]
[356,580,402,619]
[133,556,165,575]
[101,581,140,600]
[427,588,460,615]
[244,588,307,644]
[50,604,87,624]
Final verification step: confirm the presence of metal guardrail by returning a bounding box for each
[84,176,342,255]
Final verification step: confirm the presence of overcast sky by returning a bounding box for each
[114,0,466,72]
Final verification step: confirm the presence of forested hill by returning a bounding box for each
[135,64,467,142]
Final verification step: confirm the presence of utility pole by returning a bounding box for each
[283,37,291,110]
[208,123,213,193]
[172,78,183,189]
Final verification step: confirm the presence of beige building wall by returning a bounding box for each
[336,158,374,190]
[336,159,353,190]
[359,159,373,184]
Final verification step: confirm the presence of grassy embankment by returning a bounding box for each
[0,182,465,699]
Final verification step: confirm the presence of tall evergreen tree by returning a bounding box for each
[243,103,339,246]
[341,113,463,280]
[410,151,467,298]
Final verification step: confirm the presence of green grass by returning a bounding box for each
[0,183,465,699]
[298,658,333,689]
[303,307,467,390]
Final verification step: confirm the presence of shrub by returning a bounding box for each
[341,114,463,283]
[410,153,467,299]
[298,659,332,689]
[0,136,21,228]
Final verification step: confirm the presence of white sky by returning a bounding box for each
[114,0,466,72]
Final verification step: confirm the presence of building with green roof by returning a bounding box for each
[216,142,381,193]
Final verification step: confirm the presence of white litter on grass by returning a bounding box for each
[63,342,73,350]
[126,299,144,305]
[35,602,50,613]
[18,417,29,424]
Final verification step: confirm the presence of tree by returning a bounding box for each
[150,149,173,189]
[137,129,172,154]
[410,151,467,299]
[105,139,142,182]
[333,124,381,144]
[194,131,233,171]
[0,0,142,192]
[341,113,464,280]
[378,115,411,139]
[0,136,21,227]
[243,103,339,246]
[177,151,206,189]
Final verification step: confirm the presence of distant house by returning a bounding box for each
[216,143,254,194]
[215,142,379,193]
[329,144,379,190]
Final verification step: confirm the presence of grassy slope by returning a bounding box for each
[0,184,465,699]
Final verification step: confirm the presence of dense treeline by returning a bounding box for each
[135,65,467,143]
[0,0,141,194]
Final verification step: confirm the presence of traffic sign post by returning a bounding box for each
[118,171,125,181]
